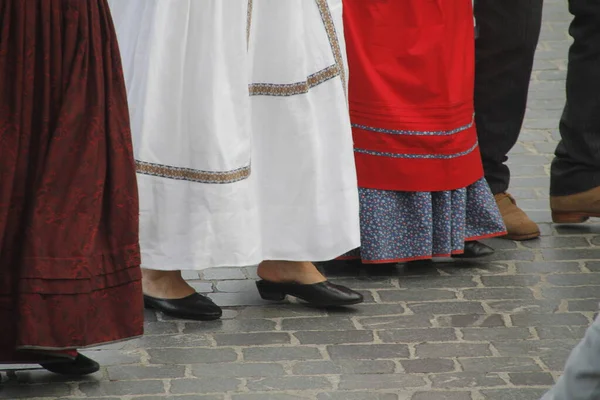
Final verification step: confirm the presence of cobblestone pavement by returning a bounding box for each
[2,2,597,400]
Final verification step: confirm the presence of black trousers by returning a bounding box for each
[474,0,544,195]
[550,0,600,196]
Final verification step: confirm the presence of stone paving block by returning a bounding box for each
[202,268,247,280]
[492,340,579,358]
[515,261,581,274]
[148,348,238,364]
[481,250,535,262]
[0,383,71,399]
[567,299,600,312]
[292,360,396,375]
[191,362,285,377]
[317,392,402,400]
[350,303,407,316]
[80,349,142,366]
[436,314,506,328]
[280,317,356,331]
[547,273,600,286]
[107,365,186,380]
[511,313,589,327]
[378,328,458,343]
[294,330,374,345]
[183,319,277,334]
[144,321,180,335]
[429,372,506,388]
[243,346,322,362]
[236,305,327,319]
[416,343,493,358]
[485,299,561,314]
[460,327,533,341]
[358,315,434,330]
[79,380,165,397]
[328,344,410,360]
[462,288,534,300]
[216,280,259,293]
[246,376,333,391]
[170,378,241,394]
[397,276,477,289]
[233,394,311,400]
[135,396,225,400]
[407,301,485,315]
[401,359,456,374]
[522,236,589,249]
[480,388,548,400]
[536,325,588,340]
[378,289,457,302]
[411,392,472,400]
[337,373,427,390]
[542,286,600,300]
[135,333,213,348]
[214,332,292,346]
[543,248,600,261]
[329,278,397,289]
[459,357,543,373]
[480,275,541,287]
[508,372,555,386]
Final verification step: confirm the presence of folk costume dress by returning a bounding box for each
[109,0,360,270]
[0,0,143,363]
[342,0,506,263]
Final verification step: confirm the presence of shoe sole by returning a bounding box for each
[552,211,600,224]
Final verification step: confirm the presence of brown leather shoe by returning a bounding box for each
[551,186,600,223]
[494,193,540,240]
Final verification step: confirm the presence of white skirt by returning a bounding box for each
[110,0,360,270]
[109,0,360,270]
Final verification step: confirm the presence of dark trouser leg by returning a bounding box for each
[550,0,600,196]
[474,0,544,195]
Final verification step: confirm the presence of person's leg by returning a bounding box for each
[541,314,600,400]
[474,0,543,239]
[550,0,600,222]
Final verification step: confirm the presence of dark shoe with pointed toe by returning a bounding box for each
[40,354,100,376]
[256,280,364,307]
[453,241,495,259]
[144,292,222,321]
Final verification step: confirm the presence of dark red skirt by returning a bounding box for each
[0,0,143,362]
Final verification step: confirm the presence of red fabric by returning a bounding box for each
[343,0,483,192]
[0,0,143,362]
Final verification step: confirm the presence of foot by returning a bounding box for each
[142,269,196,299]
[495,193,540,240]
[453,241,494,259]
[142,269,222,320]
[551,186,600,223]
[257,261,327,285]
[40,354,99,376]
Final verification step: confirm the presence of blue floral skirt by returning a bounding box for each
[342,178,506,263]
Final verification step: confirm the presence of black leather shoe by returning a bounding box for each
[144,293,222,321]
[40,354,99,376]
[256,280,364,307]
[453,241,495,259]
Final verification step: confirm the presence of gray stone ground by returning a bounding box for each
[2,1,597,399]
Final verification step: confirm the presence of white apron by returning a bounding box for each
[109,0,360,270]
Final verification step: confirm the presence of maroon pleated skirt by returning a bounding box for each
[0,0,143,363]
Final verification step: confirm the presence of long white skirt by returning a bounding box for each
[109,0,360,270]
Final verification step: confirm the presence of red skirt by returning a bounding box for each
[0,0,143,362]
[343,0,483,192]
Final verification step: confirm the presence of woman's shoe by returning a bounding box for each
[256,280,364,307]
[40,354,99,376]
[144,292,222,321]
[453,241,495,259]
